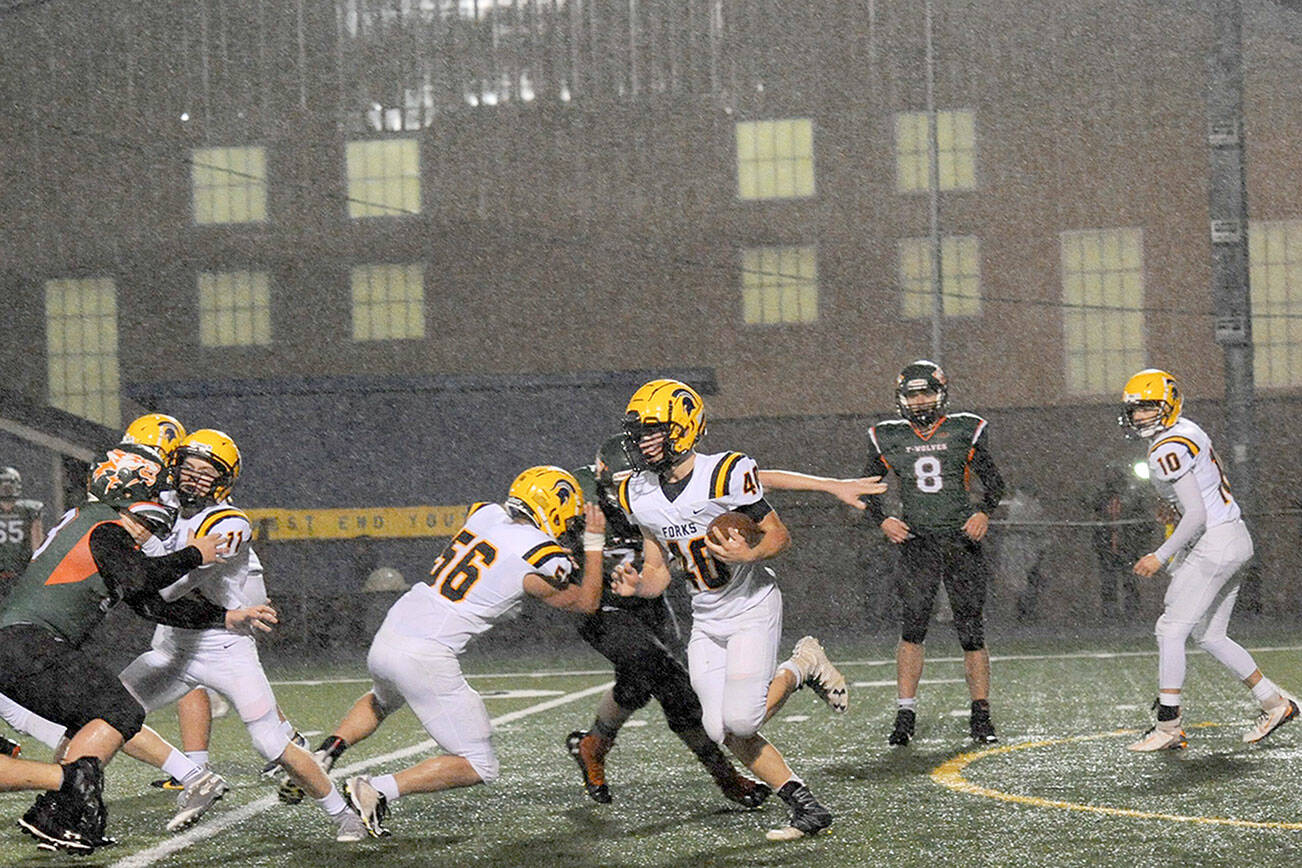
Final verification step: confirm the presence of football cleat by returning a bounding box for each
[565,730,612,804]
[789,636,849,713]
[1243,696,1300,744]
[166,769,229,832]
[969,701,998,744]
[0,734,21,758]
[888,708,916,746]
[345,775,392,838]
[766,782,833,841]
[18,792,93,853]
[334,809,367,843]
[150,776,185,790]
[1127,720,1188,752]
[716,774,772,809]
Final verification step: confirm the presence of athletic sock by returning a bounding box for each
[184,750,209,768]
[897,697,917,712]
[317,784,347,817]
[371,773,400,803]
[1252,677,1284,708]
[165,750,205,785]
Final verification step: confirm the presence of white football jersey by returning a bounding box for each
[618,450,777,624]
[383,502,576,654]
[144,495,266,648]
[1146,417,1240,528]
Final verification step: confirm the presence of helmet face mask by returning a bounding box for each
[895,360,949,428]
[0,467,21,500]
[1120,369,1181,438]
[505,466,586,553]
[595,435,635,509]
[623,379,706,474]
[172,429,241,508]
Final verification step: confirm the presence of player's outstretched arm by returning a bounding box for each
[758,470,887,509]
[525,503,606,613]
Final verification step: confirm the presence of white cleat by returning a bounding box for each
[1243,696,1300,744]
[1127,720,1187,752]
[166,769,230,832]
[789,636,849,713]
[346,775,392,838]
[335,810,367,843]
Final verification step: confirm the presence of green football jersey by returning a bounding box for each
[0,501,120,646]
[866,412,991,533]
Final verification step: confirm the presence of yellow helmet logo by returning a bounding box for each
[175,429,242,502]
[505,466,585,542]
[122,414,187,463]
[623,379,707,471]
[1120,369,1181,437]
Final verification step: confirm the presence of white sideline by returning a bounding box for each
[109,681,614,868]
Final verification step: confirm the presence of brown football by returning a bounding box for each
[707,511,763,547]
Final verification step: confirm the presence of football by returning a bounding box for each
[707,511,763,547]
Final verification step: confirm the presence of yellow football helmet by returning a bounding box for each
[505,465,585,547]
[122,413,187,464]
[1120,369,1182,438]
[622,379,707,472]
[173,429,242,504]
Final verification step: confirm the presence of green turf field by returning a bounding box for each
[4,632,1302,867]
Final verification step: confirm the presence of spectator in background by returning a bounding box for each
[994,487,1050,623]
[0,467,44,600]
[1091,465,1149,622]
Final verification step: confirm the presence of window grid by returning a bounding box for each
[44,278,121,427]
[1060,228,1146,396]
[894,109,977,193]
[192,146,268,224]
[741,246,819,325]
[346,139,422,218]
[351,264,426,340]
[898,236,982,319]
[1250,220,1302,388]
[198,271,272,347]
[736,119,816,201]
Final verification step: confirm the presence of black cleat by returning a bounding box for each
[565,730,611,804]
[0,734,21,758]
[18,791,93,853]
[61,756,115,848]
[766,781,833,840]
[970,700,998,744]
[888,708,916,746]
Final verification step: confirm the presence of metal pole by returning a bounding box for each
[924,0,943,364]
[1206,0,1255,516]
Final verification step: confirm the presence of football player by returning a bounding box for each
[0,444,250,848]
[609,379,843,842]
[304,466,604,839]
[864,361,1005,747]
[565,436,772,809]
[0,467,44,594]
[118,429,366,842]
[1120,369,1298,750]
[565,438,885,808]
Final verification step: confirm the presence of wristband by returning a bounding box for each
[583,531,606,551]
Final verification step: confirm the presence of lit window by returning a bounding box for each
[346,139,421,218]
[1061,228,1146,395]
[741,246,818,325]
[44,278,121,427]
[198,271,272,347]
[192,146,268,224]
[736,119,816,201]
[1250,220,1302,387]
[898,236,982,318]
[895,109,976,193]
[351,264,425,340]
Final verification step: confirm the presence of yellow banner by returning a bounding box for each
[244,506,470,541]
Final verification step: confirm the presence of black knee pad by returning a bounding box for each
[901,623,930,645]
[97,693,147,741]
[611,674,654,712]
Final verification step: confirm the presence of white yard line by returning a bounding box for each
[110,680,614,868]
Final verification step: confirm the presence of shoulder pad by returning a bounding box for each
[709,452,759,501]
[196,507,251,537]
[465,501,494,521]
[616,475,633,514]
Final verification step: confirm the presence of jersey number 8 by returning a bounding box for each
[913,456,944,493]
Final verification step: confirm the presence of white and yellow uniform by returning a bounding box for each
[366,502,575,782]
[619,450,782,744]
[1145,417,1258,687]
[119,498,291,761]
